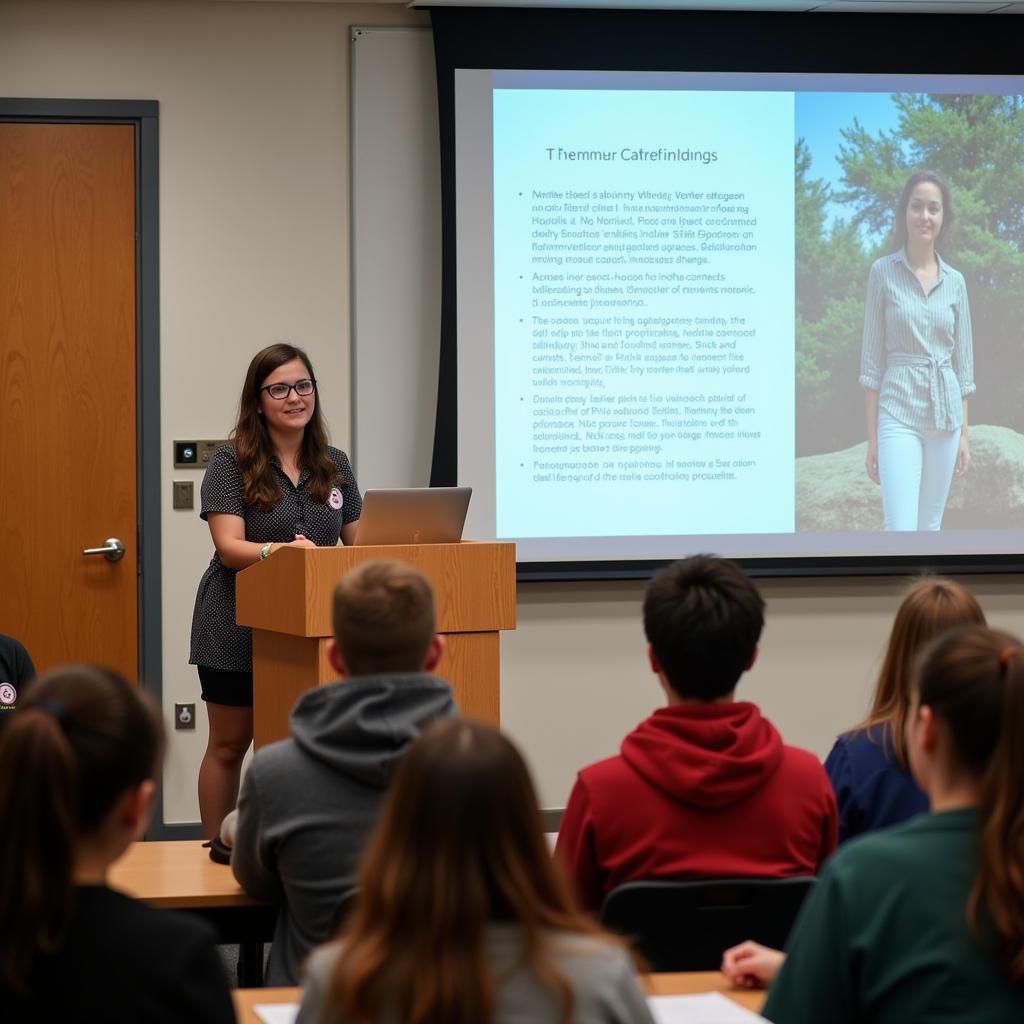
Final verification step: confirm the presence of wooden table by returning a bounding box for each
[647,970,766,1012]
[233,987,300,1022]
[232,970,766,1022]
[110,839,275,985]
[110,839,253,907]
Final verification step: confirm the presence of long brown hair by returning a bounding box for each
[325,720,609,1024]
[232,342,340,510]
[852,579,985,768]
[915,625,1024,986]
[0,665,163,993]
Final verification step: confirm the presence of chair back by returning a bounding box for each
[600,876,815,972]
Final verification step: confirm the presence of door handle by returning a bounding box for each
[83,537,126,563]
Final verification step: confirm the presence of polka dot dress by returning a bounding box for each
[189,445,362,673]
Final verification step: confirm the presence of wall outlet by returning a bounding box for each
[174,703,196,730]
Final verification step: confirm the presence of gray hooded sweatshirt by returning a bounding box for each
[230,672,457,985]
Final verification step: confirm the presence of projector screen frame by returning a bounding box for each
[429,6,1024,581]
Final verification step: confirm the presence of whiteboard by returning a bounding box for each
[350,26,440,487]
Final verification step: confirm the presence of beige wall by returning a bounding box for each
[0,0,427,821]
[506,574,1024,809]
[3,1,1022,823]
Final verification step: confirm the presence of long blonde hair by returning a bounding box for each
[852,579,985,768]
[325,720,611,1024]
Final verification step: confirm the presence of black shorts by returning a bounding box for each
[197,665,253,708]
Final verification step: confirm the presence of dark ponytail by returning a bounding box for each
[917,626,1024,986]
[0,666,163,993]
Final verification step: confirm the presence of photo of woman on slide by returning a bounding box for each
[860,171,974,532]
[794,92,1024,535]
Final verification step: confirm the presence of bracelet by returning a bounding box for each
[259,542,272,561]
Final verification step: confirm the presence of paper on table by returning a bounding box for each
[253,1004,299,1024]
[647,992,768,1024]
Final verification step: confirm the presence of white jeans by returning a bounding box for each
[877,407,959,531]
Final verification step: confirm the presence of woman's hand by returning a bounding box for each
[865,441,880,485]
[283,534,316,551]
[721,940,785,989]
[955,433,970,476]
[267,534,317,556]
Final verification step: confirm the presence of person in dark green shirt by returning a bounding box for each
[755,624,1024,1024]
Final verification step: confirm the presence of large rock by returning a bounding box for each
[796,424,1024,532]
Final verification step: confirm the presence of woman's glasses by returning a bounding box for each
[260,378,316,400]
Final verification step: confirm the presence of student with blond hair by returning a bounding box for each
[825,578,985,841]
[297,719,655,1024]
[231,558,457,984]
[0,666,233,1022]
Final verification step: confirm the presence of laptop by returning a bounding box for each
[352,486,472,546]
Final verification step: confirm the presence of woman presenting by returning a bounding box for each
[861,171,975,532]
[190,343,361,836]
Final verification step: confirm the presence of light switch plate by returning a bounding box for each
[172,480,194,510]
[174,439,230,469]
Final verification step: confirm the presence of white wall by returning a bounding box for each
[3,0,1022,822]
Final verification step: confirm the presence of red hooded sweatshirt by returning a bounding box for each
[555,702,838,912]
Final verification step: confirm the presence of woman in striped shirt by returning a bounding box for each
[860,171,975,532]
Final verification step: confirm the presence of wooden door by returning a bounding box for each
[0,122,138,679]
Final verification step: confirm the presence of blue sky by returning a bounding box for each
[796,92,903,234]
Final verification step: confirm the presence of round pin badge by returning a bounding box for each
[328,487,344,510]
[0,683,17,706]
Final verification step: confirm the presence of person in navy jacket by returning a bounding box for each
[824,578,984,843]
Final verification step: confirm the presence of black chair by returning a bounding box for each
[600,876,816,972]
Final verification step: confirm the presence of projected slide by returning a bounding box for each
[455,71,1024,564]
[493,89,793,539]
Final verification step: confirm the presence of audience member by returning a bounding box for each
[231,558,457,984]
[555,556,837,912]
[758,625,1024,1022]
[0,665,233,1023]
[0,632,36,725]
[297,719,655,1024]
[825,578,985,842]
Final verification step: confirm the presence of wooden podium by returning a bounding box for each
[235,543,516,749]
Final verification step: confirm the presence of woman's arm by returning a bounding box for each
[760,866,856,1024]
[951,273,974,478]
[864,388,880,484]
[335,450,363,547]
[207,513,314,570]
[956,399,970,476]
[824,738,863,844]
[951,274,976,402]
